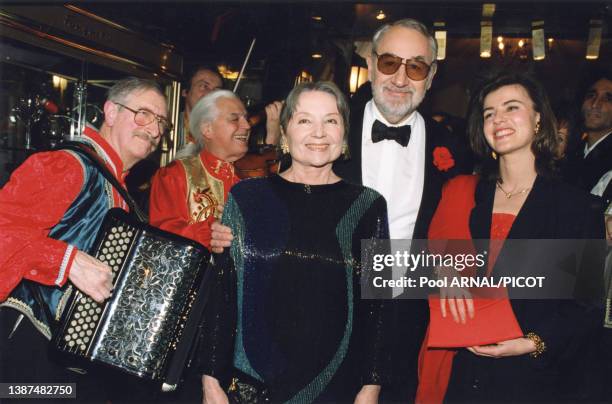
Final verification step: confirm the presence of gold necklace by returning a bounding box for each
[496,180,531,199]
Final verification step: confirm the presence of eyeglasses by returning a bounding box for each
[373,52,433,81]
[114,102,173,135]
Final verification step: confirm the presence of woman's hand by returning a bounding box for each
[354,385,381,404]
[201,375,229,404]
[467,337,536,358]
[437,266,474,324]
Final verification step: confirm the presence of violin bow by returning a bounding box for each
[233,38,257,93]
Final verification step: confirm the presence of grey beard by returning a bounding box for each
[372,88,417,124]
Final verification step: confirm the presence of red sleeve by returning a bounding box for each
[428,174,478,240]
[0,151,84,301]
[149,162,213,249]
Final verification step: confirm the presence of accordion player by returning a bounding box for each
[52,208,211,391]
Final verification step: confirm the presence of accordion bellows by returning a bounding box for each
[53,208,210,390]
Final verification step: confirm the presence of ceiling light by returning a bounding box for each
[532,20,546,60]
[434,22,447,61]
[311,53,323,59]
[480,21,493,58]
[482,3,496,18]
[586,20,602,60]
[376,10,386,20]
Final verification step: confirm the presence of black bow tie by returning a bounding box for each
[371,120,411,147]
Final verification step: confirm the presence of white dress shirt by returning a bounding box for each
[361,100,426,240]
[584,131,611,157]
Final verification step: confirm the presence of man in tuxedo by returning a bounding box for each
[333,18,472,400]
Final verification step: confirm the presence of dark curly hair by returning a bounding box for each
[467,70,558,180]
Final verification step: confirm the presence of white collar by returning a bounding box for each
[584,131,611,157]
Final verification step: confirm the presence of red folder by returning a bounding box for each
[427,295,523,348]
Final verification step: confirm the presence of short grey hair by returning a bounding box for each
[107,76,165,104]
[189,89,239,148]
[280,81,350,141]
[372,18,438,64]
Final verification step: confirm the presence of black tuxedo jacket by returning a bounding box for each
[333,92,473,240]
[332,88,472,399]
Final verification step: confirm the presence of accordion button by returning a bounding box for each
[30,270,38,276]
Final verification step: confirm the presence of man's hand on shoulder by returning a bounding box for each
[210,221,233,254]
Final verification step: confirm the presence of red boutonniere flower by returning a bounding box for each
[433,146,455,172]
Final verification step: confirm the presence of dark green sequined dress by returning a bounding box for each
[199,175,391,403]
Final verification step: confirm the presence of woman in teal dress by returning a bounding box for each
[198,81,391,403]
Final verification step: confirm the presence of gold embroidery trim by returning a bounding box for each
[180,155,225,223]
[0,298,52,340]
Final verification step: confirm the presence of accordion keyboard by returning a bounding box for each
[60,224,136,355]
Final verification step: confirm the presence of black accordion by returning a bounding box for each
[52,208,211,391]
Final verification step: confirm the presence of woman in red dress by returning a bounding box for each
[417,71,605,403]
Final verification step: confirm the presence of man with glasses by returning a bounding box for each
[150,89,250,250]
[333,19,472,400]
[0,77,168,397]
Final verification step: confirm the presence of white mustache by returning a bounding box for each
[384,86,413,94]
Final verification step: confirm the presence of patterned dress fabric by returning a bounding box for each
[199,175,392,402]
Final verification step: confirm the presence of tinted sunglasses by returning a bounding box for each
[374,52,433,81]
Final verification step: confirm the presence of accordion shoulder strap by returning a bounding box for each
[58,142,148,222]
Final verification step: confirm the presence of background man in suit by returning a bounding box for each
[333,18,472,400]
[572,70,611,204]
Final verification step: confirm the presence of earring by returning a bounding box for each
[491,150,497,160]
[341,142,349,159]
[534,121,541,135]
[280,136,289,154]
